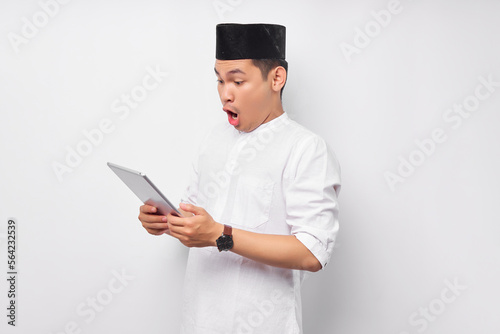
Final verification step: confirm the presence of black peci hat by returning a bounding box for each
[216,23,286,60]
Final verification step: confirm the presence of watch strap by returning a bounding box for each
[223,224,232,236]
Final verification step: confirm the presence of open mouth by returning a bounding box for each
[224,108,239,126]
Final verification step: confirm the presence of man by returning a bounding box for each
[138,23,341,333]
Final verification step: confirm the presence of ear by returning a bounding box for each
[270,66,287,93]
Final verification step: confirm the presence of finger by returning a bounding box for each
[142,218,169,229]
[168,224,185,240]
[177,207,194,217]
[179,202,204,216]
[166,213,185,227]
[146,228,166,236]
[140,204,157,214]
[139,211,166,224]
[140,214,169,230]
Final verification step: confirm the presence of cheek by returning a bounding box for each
[244,84,266,105]
[236,86,251,105]
[253,85,271,108]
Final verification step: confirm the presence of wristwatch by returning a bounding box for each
[216,224,234,252]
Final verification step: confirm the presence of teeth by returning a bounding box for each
[232,113,237,119]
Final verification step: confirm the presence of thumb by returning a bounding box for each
[179,202,204,215]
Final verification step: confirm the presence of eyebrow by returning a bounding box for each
[214,67,246,76]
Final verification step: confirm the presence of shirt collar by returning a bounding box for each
[237,111,289,135]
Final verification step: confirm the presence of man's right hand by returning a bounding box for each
[138,204,170,236]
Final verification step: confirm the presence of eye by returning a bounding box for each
[216,79,223,84]
[235,81,243,86]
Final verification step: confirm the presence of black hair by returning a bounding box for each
[252,59,288,98]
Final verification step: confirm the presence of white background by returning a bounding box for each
[1,0,499,333]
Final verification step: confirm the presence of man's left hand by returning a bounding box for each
[166,203,223,248]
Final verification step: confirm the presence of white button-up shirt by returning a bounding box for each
[180,112,341,333]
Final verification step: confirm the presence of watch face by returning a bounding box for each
[216,235,234,251]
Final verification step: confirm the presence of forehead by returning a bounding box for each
[214,59,258,76]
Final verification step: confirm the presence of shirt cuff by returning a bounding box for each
[294,232,329,270]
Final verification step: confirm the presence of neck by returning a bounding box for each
[262,98,284,124]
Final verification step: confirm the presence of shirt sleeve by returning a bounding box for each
[284,135,341,270]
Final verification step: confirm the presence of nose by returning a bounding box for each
[220,84,234,103]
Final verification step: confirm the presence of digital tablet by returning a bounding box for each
[107,162,183,217]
